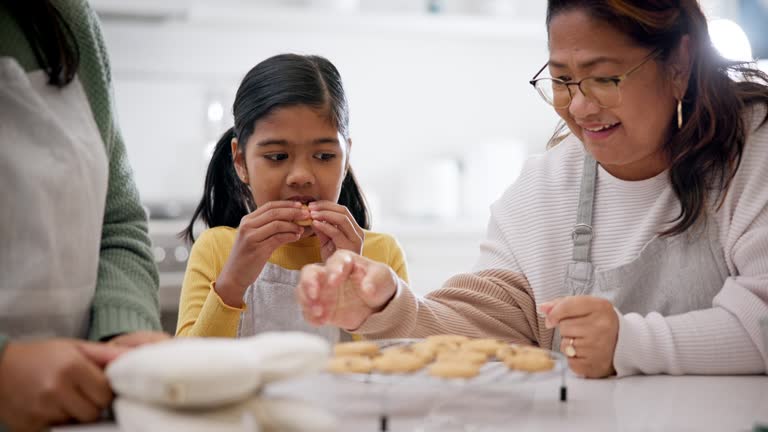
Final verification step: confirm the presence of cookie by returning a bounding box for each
[503,353,555,372]
[496,345,522,359]
[496,344,548,360]
[428,361,481,379]
[462,338,505,356]
[436,350,488,366]
[382,345,435,363]
[425,335,470,346]
[326,356,374,374]
[334,341,380,357]
[426,341,463,355]
[411,342,439,361]
[373,353,425,374]
[296,204,312,226]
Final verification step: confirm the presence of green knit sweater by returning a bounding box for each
[0,1,162,355]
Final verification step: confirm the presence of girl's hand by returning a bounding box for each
[539,296,619,378]
[296,250,398,330]
[216,201,311,307]
[307,201,365,262]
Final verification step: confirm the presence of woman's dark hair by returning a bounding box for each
[182,54,370,243]
[546,0,768,236]
[4,0,80,87]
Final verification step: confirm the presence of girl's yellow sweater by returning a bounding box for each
[176,226,408,337]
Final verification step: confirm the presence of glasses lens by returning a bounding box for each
[535,79,570,108]
[582,77,621,108]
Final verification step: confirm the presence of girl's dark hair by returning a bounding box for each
[4,0,80,87]
[546,0,768,236]
[182,54,370,243]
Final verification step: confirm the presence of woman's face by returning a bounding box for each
[233,104,349,210]
[548,10,682,180]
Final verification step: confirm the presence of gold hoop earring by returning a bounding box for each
[677,99,683,129]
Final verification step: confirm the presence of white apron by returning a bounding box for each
[237,262,346,343]
[0,58,108,339]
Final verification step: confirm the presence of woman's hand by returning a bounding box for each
[296,250,398,330]
[0,339,127,431]
[307,201,365,262]
[540,296,619,378]
[216,201,311,307]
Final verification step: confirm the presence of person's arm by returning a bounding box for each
[613,108,768,376]
[176,230,245,337]
[57,1,161,340]
[356,211,547,344]
[355,268,551,346]
[89,127,162,340]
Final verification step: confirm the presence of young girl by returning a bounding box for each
[175,54,408,342]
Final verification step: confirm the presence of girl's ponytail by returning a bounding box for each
[181,128,253,243]
[338,168,370,230]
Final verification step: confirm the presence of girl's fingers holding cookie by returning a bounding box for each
[310,209,361,239]
[242,220,304,244]
[243,201,307,226]
[308,200,354,217]
[310,201,365,237]
[311,220,348,248]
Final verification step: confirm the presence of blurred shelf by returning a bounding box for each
[92,0,546,41]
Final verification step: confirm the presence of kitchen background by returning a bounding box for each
[90,0,768,333]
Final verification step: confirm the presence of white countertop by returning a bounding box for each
[55,373,768,432]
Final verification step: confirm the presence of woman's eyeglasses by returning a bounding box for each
[529,50,660,109]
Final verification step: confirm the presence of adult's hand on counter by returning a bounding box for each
[108,331,170,348]
[0,339,126,432]
[297,250,398,331]
[540,296,619,378]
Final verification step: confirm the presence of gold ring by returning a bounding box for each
[564,337,576,358]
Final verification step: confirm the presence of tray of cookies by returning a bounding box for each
[325,335,567,387]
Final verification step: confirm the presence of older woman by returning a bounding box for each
[296,0,768,378]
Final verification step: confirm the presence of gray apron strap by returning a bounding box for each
[572,153,598,263]
[554,152,598,351]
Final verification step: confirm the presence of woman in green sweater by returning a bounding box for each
[0,0,167,429]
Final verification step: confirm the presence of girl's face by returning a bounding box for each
[548,10,688,180]
[232,105,349,209]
